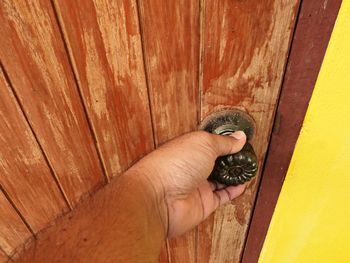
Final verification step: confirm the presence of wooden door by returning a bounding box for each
[0,0,300,261]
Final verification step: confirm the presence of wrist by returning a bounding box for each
[123,166,169,238]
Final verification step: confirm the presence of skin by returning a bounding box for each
[13,131,247,263]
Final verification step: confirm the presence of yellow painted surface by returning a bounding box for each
[259,1,350,263]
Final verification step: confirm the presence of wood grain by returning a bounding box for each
[0,66,67,231]
[138,0,200,145]
[0,190,32,257]
[198,0,300,262]
[52,0,154,178]
[241,0,343,262]
[0,0,105,206]
[157,243,169,263]
[137,1,200,262]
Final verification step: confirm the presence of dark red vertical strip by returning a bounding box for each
[241,1,342,262]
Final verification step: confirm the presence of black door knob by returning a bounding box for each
[200,109,258,186]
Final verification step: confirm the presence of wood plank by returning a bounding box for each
[0,66,67,231]
[0,249,8,263]
[0,0,105,206]
[137,1,200,262]
[0,190,32,257]
[198,0,300,262]
[241,0,343,262]
[138,0,200,145]
[52,0,154,178]
[157,244,169,263]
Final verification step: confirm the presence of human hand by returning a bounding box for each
[126,130,247,238]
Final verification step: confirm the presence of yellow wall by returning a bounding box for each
[259,1,350,262]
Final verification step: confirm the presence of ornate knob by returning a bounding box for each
[200,109,258,186]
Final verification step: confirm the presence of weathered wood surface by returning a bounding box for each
[157,241,169,263]
[53,0,154,178]
[0,190,32,258]
[0,65,67,231]
[198,0,300,262]
[241,0,343,262]
[138,0,200,145]
[0,0,308,260]
[0,0,105,206]
[137,1,200,262]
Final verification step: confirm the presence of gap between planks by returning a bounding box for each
[135,0,166,259]
[50,0,109,185]
[0,61,72,214]
[135,0,158,150]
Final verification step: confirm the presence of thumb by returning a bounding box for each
[209,130,246,157]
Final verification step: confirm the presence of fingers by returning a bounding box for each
[209,181,227,191]
[209,131,247,157]
[198,181,247,220]
[212,189,231,207]
[212,184,246,209]
[223,184,247,201]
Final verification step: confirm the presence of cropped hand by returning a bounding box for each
[14,130,249,263]
[127,130,247,237]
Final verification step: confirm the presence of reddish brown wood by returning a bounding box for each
[137,1,200,262]
[0,0,336,261]
[0,0,105,206]
[0,66,67,232]
[198,0,300,262]
[158,242,169,263]
[0,190,32,257]
[241,1,342,262]
[137,0,200,145]
[168,234,197,263]
[52,0,154,178]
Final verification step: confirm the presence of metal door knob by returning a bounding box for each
[200,109,258,186]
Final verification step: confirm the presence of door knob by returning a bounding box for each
[200,109,258,186]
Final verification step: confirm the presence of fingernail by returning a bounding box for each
[230,131,246,140]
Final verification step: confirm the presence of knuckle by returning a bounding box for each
[193,130,211,140]
[214,192,221,207]
[224,188,232,200]
[197,131,218,153]
[189,131,215,145]
[182,131,218,156]
[197,130,215,144]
